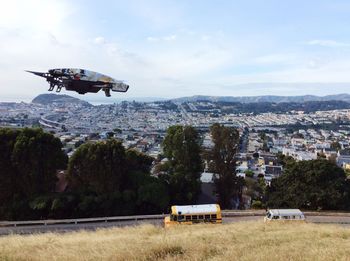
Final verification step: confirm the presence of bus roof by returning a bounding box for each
[172,204,219,215]
[268,209,304,216]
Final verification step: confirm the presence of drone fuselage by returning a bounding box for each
[27,68,129,97]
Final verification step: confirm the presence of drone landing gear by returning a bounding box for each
[103,88,111,97]
[56,86,62,92]
[48,83,55,91]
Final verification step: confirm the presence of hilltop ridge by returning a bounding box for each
[31,94,92,106]
[171,93,350,103]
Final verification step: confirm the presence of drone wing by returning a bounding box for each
[25,70,49,78]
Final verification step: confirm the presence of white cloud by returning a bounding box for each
[0,0,73,34]
[215,58,350,87]
[147,36,159,42]
[253,53,298,65]
[93,36,107,45]
[163,34,176,41]
[201,35,211,41]
[306,39,350,48]
[147,34,177,42]
[2,1,350,101]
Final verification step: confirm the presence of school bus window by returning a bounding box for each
[185,215,191,221]
[205,214,210,220]
[199,215,204,220]
[192,215,198,220]
[211,214,217,219]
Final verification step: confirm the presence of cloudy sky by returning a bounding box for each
[1,0,350,102]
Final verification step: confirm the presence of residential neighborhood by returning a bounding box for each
[1,96,350,210]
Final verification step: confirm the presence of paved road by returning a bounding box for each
[224,215,350,224]
[1,215,350,236]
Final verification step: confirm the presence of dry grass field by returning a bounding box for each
[0,221,350,261]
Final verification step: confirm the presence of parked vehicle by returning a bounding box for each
[264,209,305,222]
[164,204,222,228]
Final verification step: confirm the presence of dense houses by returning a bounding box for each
[1,99,350,171]
[1,98,350,209]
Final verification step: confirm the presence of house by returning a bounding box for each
[295,151,317,161]
[337,150,350,169]
[291,138,305,148]
[322,148,338,160]
[262,165,283,178]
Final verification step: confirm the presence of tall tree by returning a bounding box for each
[0,128,67,199]
[68,139,127,194]
[208,123,241,209]
[266,159,350,210]
[0,128,20,205]
[67,140,169,216]
[11,128,67,197]
[0,128,67,220]
[162,125,203,204]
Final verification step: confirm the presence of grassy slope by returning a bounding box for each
[0,221,350,261]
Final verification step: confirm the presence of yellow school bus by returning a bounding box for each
[164,204,222,228]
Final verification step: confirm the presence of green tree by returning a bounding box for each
[137,178,169,214]
[251,200,263,209]
[245,177,264,199]
[244,169,254,178]
[106,131,115,138]
[161,125,203,204]
[113,128,122,134]
[266,159,350,210]
[126,149,154,173]
[0,128,19,206]
[67,139,169,217]
[208,123,241,209]
[68,139,127,194]
[12,128,67,197]
[0,128,67,220]
[276,152,295,167]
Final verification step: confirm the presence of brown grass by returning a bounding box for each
[0,221,350,260]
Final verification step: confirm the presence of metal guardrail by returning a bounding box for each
[0,214,166,227]
[1,210,350,228]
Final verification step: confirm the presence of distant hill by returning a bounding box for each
[31,94,91,106]
[172,94,350,103]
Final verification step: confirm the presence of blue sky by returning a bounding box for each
[1,0,350,102]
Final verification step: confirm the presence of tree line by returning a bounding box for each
[265,159,350,210]
[0,124,241,220]
[0,128,169,220]
[1,125,349,221]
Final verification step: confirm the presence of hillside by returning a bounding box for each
[181,100,350,114]
[172,93,350,103]
[31,93,92,106]
[1,222,349,260]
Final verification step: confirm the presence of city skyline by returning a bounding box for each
[2,1,350,102]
